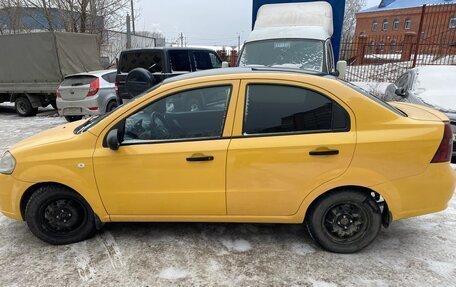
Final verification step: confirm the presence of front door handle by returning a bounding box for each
[309,149,339,156]
[186,155,214,162]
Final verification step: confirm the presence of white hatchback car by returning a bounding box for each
[57,70,118,122]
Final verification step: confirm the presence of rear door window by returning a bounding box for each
[119,51,163,73]
[169,50,192,72]
[244,84,349,135]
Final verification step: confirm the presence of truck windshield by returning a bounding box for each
[239,39,324,72]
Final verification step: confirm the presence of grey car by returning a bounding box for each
[384,66,456,158]
[57,70,118,122]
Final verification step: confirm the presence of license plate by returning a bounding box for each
[64,107,82,115]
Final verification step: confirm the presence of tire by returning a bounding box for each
[306,190,382,253]
[106,100,118,113]
[65,115,83,122]
[15,96,38,117]
[50,100,58,110]
[25,185,97,245]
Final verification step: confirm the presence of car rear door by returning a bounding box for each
[226,79,356,216]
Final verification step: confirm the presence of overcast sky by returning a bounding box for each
[136,0,380,46]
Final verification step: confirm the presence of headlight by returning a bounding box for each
[0,151,16,175]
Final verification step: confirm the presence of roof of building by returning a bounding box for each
[360,0,455,13]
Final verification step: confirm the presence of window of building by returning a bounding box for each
[378,41,385,51]
[405,18,411,30]
[390,40,397,52]
[382,19,389,31]
[369,40,376,52]
[450,16,456,29]
[393,19,400,31]
[372,20,378,31]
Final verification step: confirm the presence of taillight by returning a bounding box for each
[56,88,61,98]
[87,78,99,97]
[431,122,453,163]
[115,82,119,95]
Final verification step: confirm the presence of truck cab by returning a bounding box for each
[238,1,346,76]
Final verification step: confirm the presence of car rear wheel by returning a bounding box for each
[15,96,38,117]
[25,185,97,245]
[65,115,83,122]
[306,190,382,253]
[106,100,118,112]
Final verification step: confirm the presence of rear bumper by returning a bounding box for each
[57,96,104,116]
[0,174,33,221]
[373,163,455,220]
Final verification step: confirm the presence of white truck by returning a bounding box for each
[0,32,103,116]
[238,1,346,77]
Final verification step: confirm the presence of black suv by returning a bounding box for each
[116,47,223,103]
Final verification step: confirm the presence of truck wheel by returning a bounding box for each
[15,96,38,117]
[306,190,382,254]
[65,116,83,122]
[25,185,97,245]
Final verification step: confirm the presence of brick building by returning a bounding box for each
[355,0,456,54]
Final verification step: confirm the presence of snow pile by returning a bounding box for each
[221,239,252,252]
[158,267,190,280]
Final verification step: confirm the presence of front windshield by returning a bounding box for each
[239,39,324,72]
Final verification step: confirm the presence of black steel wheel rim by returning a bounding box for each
[322,202,369,243]
[17,101,27,114]
[39,198,87,235]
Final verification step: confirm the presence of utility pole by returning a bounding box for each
[126,14,132,49]
[130,0,136,34]
[179,32,184,47]
[237,33,241,51]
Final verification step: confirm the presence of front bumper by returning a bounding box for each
[0,174,33,221]
[57,96,104,116]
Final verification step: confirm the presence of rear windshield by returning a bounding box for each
[339,80,406,117]
[61,76,96,87]
[119,51,163,73]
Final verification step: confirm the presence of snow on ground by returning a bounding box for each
[352,81,390,97]
[0,104,456,286]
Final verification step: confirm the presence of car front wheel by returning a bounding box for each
[306,190,382,253]
[25,185,97,245]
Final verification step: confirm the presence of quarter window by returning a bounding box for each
[169,50,192,72]
[123,86,231,142]
[243,85,349,135]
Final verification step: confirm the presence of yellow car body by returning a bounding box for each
[0,69,454,250]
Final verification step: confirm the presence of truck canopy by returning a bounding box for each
[253,2,333,37]
[252,0,345,59]
[0,32,102,84]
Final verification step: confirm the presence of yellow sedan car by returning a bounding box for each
[0,68,454,253]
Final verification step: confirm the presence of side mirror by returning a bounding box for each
[336,61,347,79]
[222,61,230,68]
[107,129,120,150]
[395,87,407,97]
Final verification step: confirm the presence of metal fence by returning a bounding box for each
[341,3,456,82]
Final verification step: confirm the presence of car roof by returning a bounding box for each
[65,69,117,78]
[163,67,330,84]
[120,47,218,53]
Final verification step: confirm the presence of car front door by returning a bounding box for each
[93,81,239,217]
[226,80,356,216]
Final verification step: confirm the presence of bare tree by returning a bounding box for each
[343,0,366,41]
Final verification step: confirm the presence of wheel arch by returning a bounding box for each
[20,182,105,228]
[302,185,392,227]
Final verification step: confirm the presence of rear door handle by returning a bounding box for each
[309,149,339,156]
[186,155,214,162]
